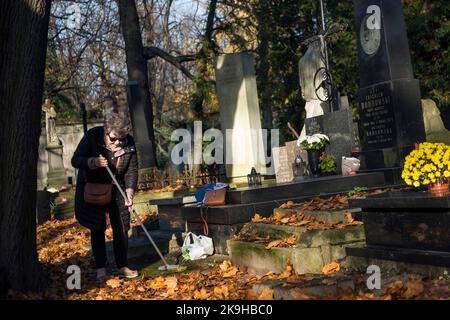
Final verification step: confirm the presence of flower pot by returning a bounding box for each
[428,181,450,197]
[307,150,321,177]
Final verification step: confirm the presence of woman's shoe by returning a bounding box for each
[118,266,138,279]
[96,268,107,281]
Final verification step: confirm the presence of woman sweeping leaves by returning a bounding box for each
[72,111,139,281]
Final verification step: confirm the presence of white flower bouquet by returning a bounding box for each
[297,133,330,151]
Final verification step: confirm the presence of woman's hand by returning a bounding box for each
[125,189,134,212]
[94,156,108,168]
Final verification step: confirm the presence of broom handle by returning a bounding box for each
[101,155,170,268]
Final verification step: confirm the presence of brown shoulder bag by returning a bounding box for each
[84,183,113,206]
[83,157,120,206]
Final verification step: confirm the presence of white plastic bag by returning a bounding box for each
[342,156,360,176]
[181,232,214,260]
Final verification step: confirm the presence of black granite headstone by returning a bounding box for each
[353,0,425,170]
[305,108,355,174]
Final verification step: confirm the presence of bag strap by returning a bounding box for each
[200,206,209,236]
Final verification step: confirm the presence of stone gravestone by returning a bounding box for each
[305,106,355,175]
[353,0,425,172]
[215,53,267,180]
[298,41,327,141]
[42,99,67,188]
[272,146,293,183]
[272,141,303,183]
[421,99,450,145]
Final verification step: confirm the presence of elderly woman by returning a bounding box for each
[72,112,138,280]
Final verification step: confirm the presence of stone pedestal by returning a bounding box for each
[348,191,450,267]
[215,53,267,180]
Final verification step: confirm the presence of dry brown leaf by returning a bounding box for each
[193,288,209,300]
[279,264,294,278]
[265,240,282,249]
[344,211,354,224]
[213,285,230,299]
[223,267,239,278]
[219,260,231,272]
[280,217,290,224]
[149,276,166,290]
[385,280,404,295]
[273,211,287,221]
[245,289,259,300]
[165,277,178,291]
[251,214,265,222]
[285,235,298,245]
[258,287,274,300]
[403,280,424,299]
[322,260,341,275]
[106,278,121,289]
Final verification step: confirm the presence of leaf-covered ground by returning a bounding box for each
[7,190,450,300]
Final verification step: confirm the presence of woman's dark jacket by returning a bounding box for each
[71,126,138,231]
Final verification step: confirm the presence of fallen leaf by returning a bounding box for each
[279,264,294,278]
[322,261,341,275]
[265,240,282,249]
[223,267,239,277]
[258,287,274,300]
[193,288,209,300]
[344,211,354,224]
[165,277,178,291]
[252,214,265,222]
[149,276,166,290]
[280,217,290,224]
[403,280,424,299]
[285,235,298,245]
[273,211,287,221]
[219,260,231,271]
[106,278,121,289]
[245,289,259,300]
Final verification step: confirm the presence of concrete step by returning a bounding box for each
[252,275,355,300]
[273,208,362,224]
[243,222,365,248]
[228,224,365,275]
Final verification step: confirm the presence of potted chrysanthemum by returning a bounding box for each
[297,133,330,177]
[402,142,450,196]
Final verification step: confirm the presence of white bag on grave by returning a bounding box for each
[182,232,214,260]
[342,157,360,176]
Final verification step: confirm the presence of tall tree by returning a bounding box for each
[117,0,157,167]
[0,0,52,295]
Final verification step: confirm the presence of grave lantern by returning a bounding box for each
[292,154,307,180]
[247,167,262,187]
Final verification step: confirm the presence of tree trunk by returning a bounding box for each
[117,0,157,167]
[255,1,273,129]
[0,0,51,295]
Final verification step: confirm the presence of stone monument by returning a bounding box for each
[353,0,426,173]
[422,99,450,145]
[298,41,327,141]
[215,53,267,180]
[42,99,67,188]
